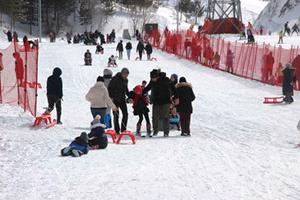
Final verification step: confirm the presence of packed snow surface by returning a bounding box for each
[1,38,300,200]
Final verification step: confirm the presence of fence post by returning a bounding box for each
[34,42,39,117]
[24,42,28,113]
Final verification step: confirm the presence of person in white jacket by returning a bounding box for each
[86,76,117,122]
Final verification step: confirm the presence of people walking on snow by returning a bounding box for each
[84,50,92,65]
[145,42,153,60]
[110,29,116,43]
[278,30,284,44]
[174,77,195,136]
[125,41,133,60]
[226,49,234,74]
[284,22,291,36]
[46,67,63,124]
[292,23,299,35]
[108,68,131,134]
[108,55,117,67]
[95,43,104,54]
[85,76,117,122]
[6,30,12,42]
[282,63,296,104]
[116,40,124,60]
[61,132,89,157]
[136,40,145,60]
[143,70,172,137]
[247,28,255,43]
[88,115,108,150]
[128,85,151,136]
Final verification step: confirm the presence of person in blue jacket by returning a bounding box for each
[61,132,89,157]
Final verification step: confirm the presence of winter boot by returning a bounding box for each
[146,123,152,137]
[136,123,141,136]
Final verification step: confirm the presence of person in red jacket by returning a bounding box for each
[292,55,300,89]
[204,45,214,66]
[226,49,234,74]
[13,52,24,86]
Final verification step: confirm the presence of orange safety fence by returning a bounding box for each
[0,40,39,116]
[148,29,300,90]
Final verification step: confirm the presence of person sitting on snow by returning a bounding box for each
[108,55,117,67]
[88,115,108,150]
[95,43,104,54]
[84,49,92,65]
[61,132,89,157]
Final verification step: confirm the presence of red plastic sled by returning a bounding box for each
[116,130,136,145]
[105,129,118,143]
[263,96,284,104]
[32,113,56,129]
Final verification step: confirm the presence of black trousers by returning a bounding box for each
[139,51,143,60]
[138,111,150,124]
[113,100,128,134]
[47,95,62,122]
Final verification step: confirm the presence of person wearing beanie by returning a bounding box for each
[144,69,172,137]
[88,115,108,149]
[173,77,195,136]
[282,62,296,104]
[108,68,131,134]
[61,132,89,157]
[86,76,117,122]
[46,67,63,124]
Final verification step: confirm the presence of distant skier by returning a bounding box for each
[84,50,92,65]
[6,30,12,42]
[174,77,195,137]
[278,30,284,44]
[61,132,89,157]
[282,63,296,104]
[247,28,255,43]
[145,42,153,60]
[125,41,132,60]
[116,40,124,60]
[136,40,145,60]
[284,21,291,36]
[46,67,63,124]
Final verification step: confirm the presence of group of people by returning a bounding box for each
[46,65,196,157]
[65,29,116,45]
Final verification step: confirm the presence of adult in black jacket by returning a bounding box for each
[170,74,178,96]
[7,30,12,42]
[145,42,153,60]
[136,40,145,60]
[144,70,171,136]
[282,63,296,103]
[108,68,130,134]
[174,77,195,136]
[46,67,63,124]
[116,40,124,60]
[125,42,132,60]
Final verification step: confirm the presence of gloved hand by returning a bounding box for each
[112,107,119,112]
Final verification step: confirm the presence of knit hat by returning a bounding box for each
[97,76,104,82]
[103,68,113,76]
[90,115,106,129]
[121,68,129,74]
[171,74,178,80]
[79,132,88,144]
[150,69,159,78]
[134,85,143,95]
[179,77,187,83]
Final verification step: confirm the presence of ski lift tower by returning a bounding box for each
[202,0,244,34]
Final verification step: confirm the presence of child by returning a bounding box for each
[84,49,92,65]
[129,85,151,137]
[61,132,89,157]
[108,55,117,67]
[169,104,180,131]
[88,115,108,149]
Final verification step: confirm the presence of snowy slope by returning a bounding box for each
[1,37,300,199]
[255,0,300,32]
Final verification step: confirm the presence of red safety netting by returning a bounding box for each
[148,29,300,90]
[0,41,39,116]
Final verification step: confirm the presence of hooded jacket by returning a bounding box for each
[47,68,63,98]
[174,82,195,114]
[86,82,116,109]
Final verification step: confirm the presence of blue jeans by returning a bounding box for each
[91,108,107,123]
